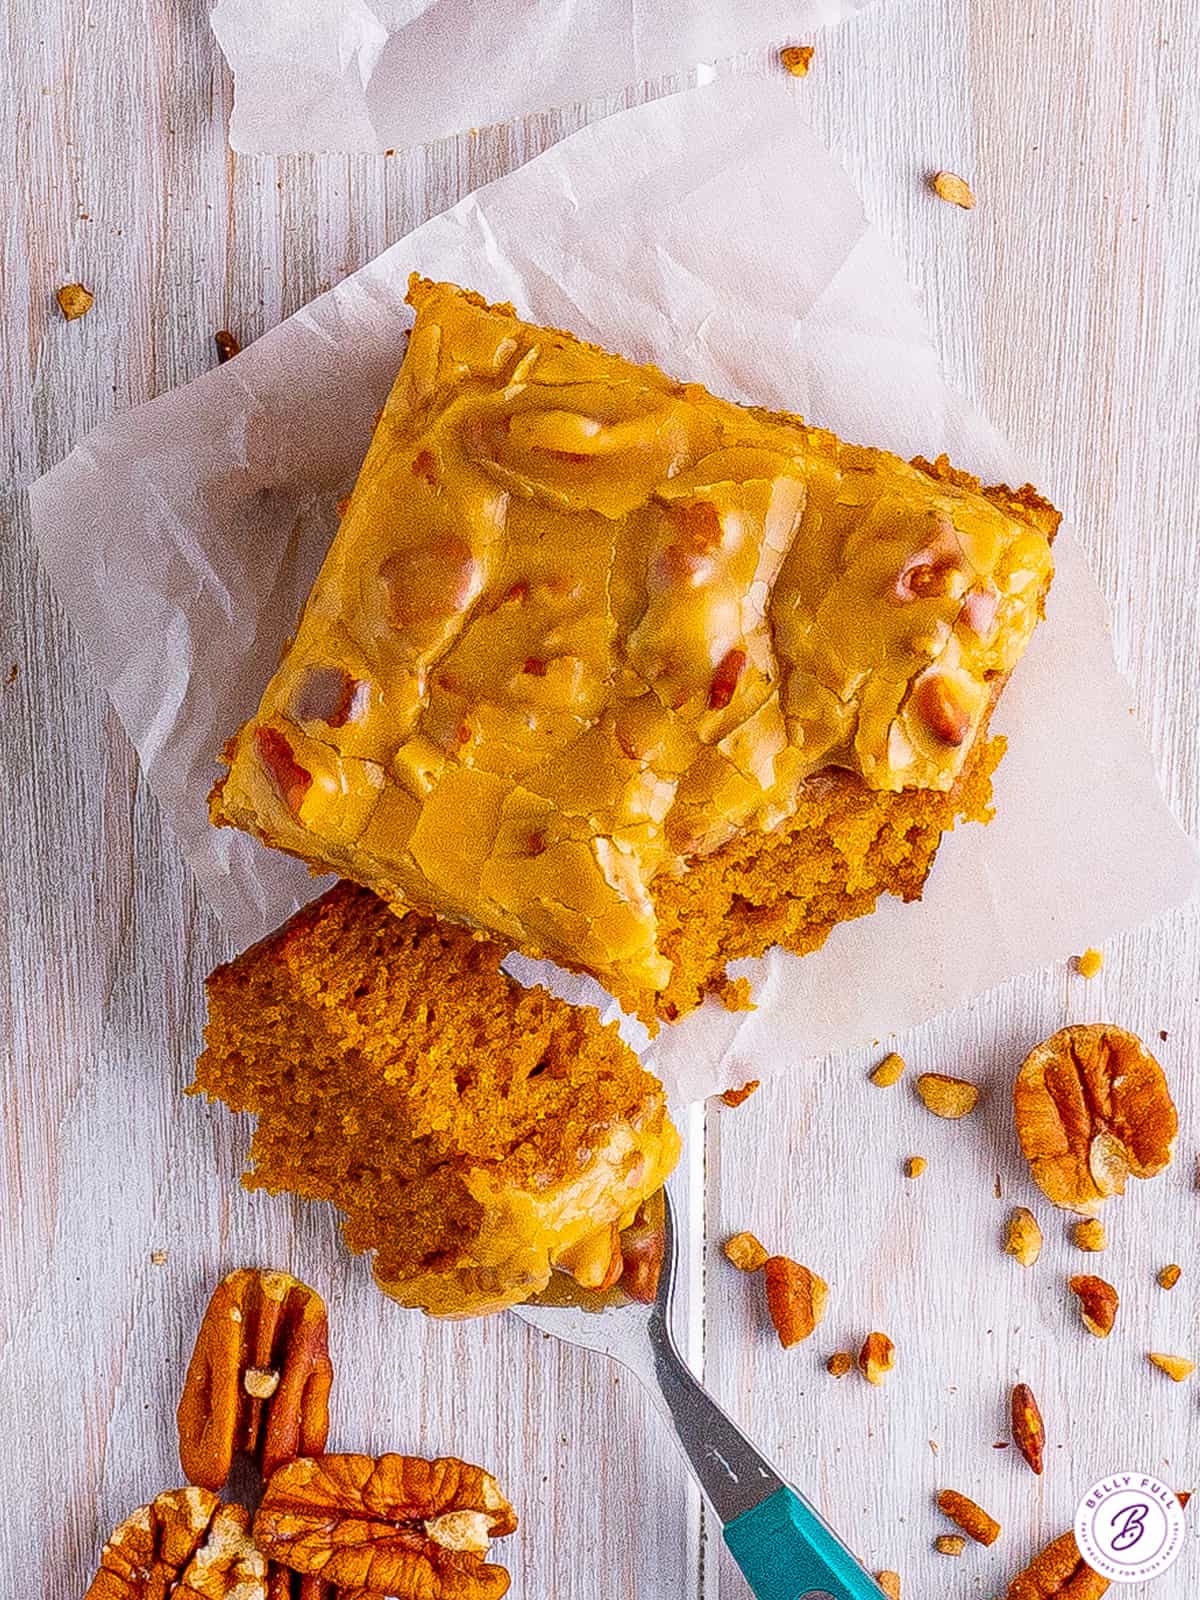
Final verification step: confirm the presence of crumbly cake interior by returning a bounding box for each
[211,277,1059,1018]
[652,738,1001,1018]
[194,882,678,1316]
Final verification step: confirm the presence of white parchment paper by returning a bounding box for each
[210,0,873,152]
[31,81,1199,1102]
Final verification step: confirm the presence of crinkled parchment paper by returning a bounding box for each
[31,80,1199,1102]
[210,0,874,152]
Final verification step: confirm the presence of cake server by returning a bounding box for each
[512,1190,887,1600]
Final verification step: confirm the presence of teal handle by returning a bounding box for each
[724,1486,887,1600]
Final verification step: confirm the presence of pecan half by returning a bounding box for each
[1005,1529,1109,1598]
[1011,1383,1046,1475]
[1069,1274,1119,1338]
[178,1268,333,1491]
[255,1453,517,1600]
[763,1256,827,1348]
[84,1487,266,1600]
[937,1489,1001,1546]
[1014,1024,1177,1215]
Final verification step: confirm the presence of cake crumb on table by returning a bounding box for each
[1074,946,1104,977]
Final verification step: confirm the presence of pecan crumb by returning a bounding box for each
[1072,1217,1107,1252]
[869,1051,905,1087]
[764,1256,827,1348]
[904,1156,927,1179]
[720,1077,760,1106]
[1011,1383,1046,1475]
[57,282,95,320]
[1069,1273,1119,1338]
[1003,1207,1043,1267]
[779,44,815,77]
[214,330,241,363]
[916,1072,979,1119]
[929,171,976,209]
[934,1534,966,1556]
[150,1248,168,1265]
[1148,1352,1195,1382]
[1074,947,1104,977]
[876,1573,901,1599]
[826,1352,854,1378]
[937,1488,1001,1546]
[724,1231,769,1273]
[1158,1263,1182,1290]
[859,1331,895,1386]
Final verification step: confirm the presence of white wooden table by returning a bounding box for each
[4,1,1198,1596]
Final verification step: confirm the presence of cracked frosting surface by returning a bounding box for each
[212,277,1057,999]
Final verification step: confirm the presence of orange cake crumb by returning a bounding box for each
[194,883,678,1317]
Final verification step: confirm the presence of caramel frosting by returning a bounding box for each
[374,1111,680,1318]
[213,277,1057,1000]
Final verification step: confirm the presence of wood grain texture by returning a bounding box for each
[2,1,1197,1598]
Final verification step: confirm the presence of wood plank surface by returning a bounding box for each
[2,0,1197,1597]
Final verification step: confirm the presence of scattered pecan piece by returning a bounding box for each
[929,171,976,209]
[876,1572,901,1599]
[724,1231,769,1273]
[720,1078,760,1107]
[934,1534,966,1556]
[1004,1207,1043,1267]
[214,330,241,364]
[1158,1263,1182,1290]
[911,674,972,745]
[254,1453,517,1600]
[859,1331,895,1386]
[1069,1274,1119,1338]
[84,1487,266,1600]
[57,281,95,320]
[708,647,747,710]
[1005,1528,1109,1598]
[869,1052,905,1087]
[1072,1218,1107,1252]
[1148,1352,1195,1382]
[916,1072,979,1119]
[904,1156,927,1179]
[619,1200,665,1304]
[826,1352,854,1378]
[178,1268,333,1491]
[1014,1024,1177,1215]
[763,1256,827,1348]
[937,1489,1001,1546]
[1075,948,1103,978]
[779,44,815,77]
[1011,1383,1046,1475]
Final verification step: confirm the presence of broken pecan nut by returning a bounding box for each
[1005,1528,1110,1598]
[916,1072,980,1119]
[719,1078,760,1107]
[724,1231,769,1273]
[937,1488,1001,1546]
[619,1199,665,1304]
[1147,1352,1195,1382]
[1072,1218,1107,1252]
[934,1534,966,1557]
[255,1453,517,1600]
[1011,1383,1046,1475]
[869,1052,906,1087]
[929,171,977,209]
[1158,1263,1182,1291]
[1014,1024,1177,1215]
[178,1268,333,1491]
[84,1487,266,1600]
[826,1352,854,1378]
[859,1331,896,1386]
[1069,1274,1119,1338]
[763,1256,828,1348]
[1004,1207,1043,1267]
[876,1572,901,1599]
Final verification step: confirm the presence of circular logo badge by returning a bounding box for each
[1074,1474,1188,1584]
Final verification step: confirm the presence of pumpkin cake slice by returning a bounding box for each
[211,277,1059,1022]
[193,881,679,1317]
